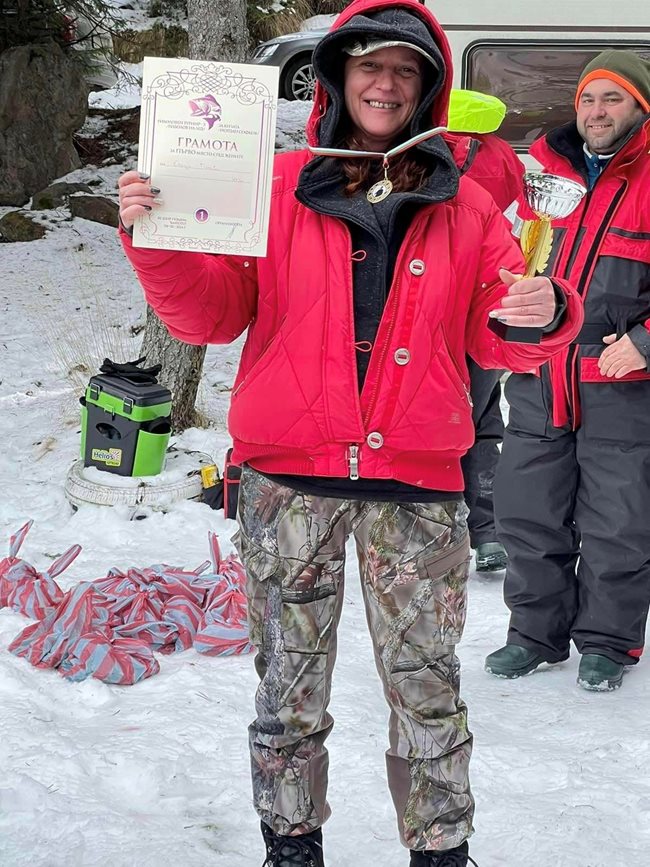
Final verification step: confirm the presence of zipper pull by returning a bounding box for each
[348,444,359,480]
[464,384,474,407]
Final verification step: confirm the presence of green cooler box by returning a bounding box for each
[80,374,172,477]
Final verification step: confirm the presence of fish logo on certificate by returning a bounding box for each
[133,57,279,257]
[189,94,222,129]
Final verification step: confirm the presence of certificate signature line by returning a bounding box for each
[159,170,254,178]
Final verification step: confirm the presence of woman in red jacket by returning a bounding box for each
[118,2,582,864]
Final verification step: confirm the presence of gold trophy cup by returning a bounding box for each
[490,171,587,343]
[521,171,587,277]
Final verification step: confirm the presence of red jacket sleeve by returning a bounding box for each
[120,228,258,345]
[466,200,584,371]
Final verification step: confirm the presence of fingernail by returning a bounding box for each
[150,186,161,194]
[152,197,163,205]
[138,172,150,180]
[143,205,152,211]
[497,317,508,323]
[488,311,499,318]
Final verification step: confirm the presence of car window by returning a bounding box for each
[463,42,650,151]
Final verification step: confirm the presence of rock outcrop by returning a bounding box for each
[0,42,88,206]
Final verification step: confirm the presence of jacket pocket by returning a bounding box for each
[232,321,286,399]
[438,326,472,406]
[601,228,650,265]
[594,233,650,309]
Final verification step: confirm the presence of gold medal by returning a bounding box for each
[366,158,392,204]
[367,178,393,203]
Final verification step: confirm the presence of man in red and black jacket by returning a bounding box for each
[486,50,650,692]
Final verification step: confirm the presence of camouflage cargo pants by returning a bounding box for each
[233,466,474,851]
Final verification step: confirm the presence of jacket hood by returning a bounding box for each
[306,0,453,149]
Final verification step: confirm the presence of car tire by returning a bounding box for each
[64,449,214,512]
[282,55,316,101]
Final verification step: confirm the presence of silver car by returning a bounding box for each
[250,17,334,101]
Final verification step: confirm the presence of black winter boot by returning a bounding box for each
[474,542,507,572]
[410,841,478,866]
[577,653,625,691]
[261,822,324,867]
[484,644,546,678]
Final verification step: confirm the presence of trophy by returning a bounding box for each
[521,171,587,276]
[490,171,587,344]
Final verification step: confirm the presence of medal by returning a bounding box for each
[306,128,448,204]
[366,158,392,204]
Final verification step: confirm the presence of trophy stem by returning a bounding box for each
[524,218,552,278]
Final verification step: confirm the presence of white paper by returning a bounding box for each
[133,56,279,257]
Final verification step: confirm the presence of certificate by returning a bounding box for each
[133,56,279,257]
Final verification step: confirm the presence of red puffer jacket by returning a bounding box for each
[121,0,583,490]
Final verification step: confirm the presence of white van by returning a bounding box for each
[425,0,650,154]
[253,2,649,156]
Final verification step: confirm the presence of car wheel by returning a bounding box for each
[64,448,213,513]
[283,56,316,101]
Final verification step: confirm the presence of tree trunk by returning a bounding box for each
[140,309,206,432]
[188,0,249,62]
[139,0,249,432]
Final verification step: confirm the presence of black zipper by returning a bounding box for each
[459,138,481,176]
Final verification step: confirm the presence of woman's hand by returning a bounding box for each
[488,268,557,328]
[117,170,161,229]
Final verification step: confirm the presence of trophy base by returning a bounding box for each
[488,318,543,344]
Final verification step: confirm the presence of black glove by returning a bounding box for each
[99,356,163,385]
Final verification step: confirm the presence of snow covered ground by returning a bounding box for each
[1,52,649,867]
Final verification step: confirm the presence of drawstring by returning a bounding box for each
[354,341,373,353]
[351,249,367,262]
